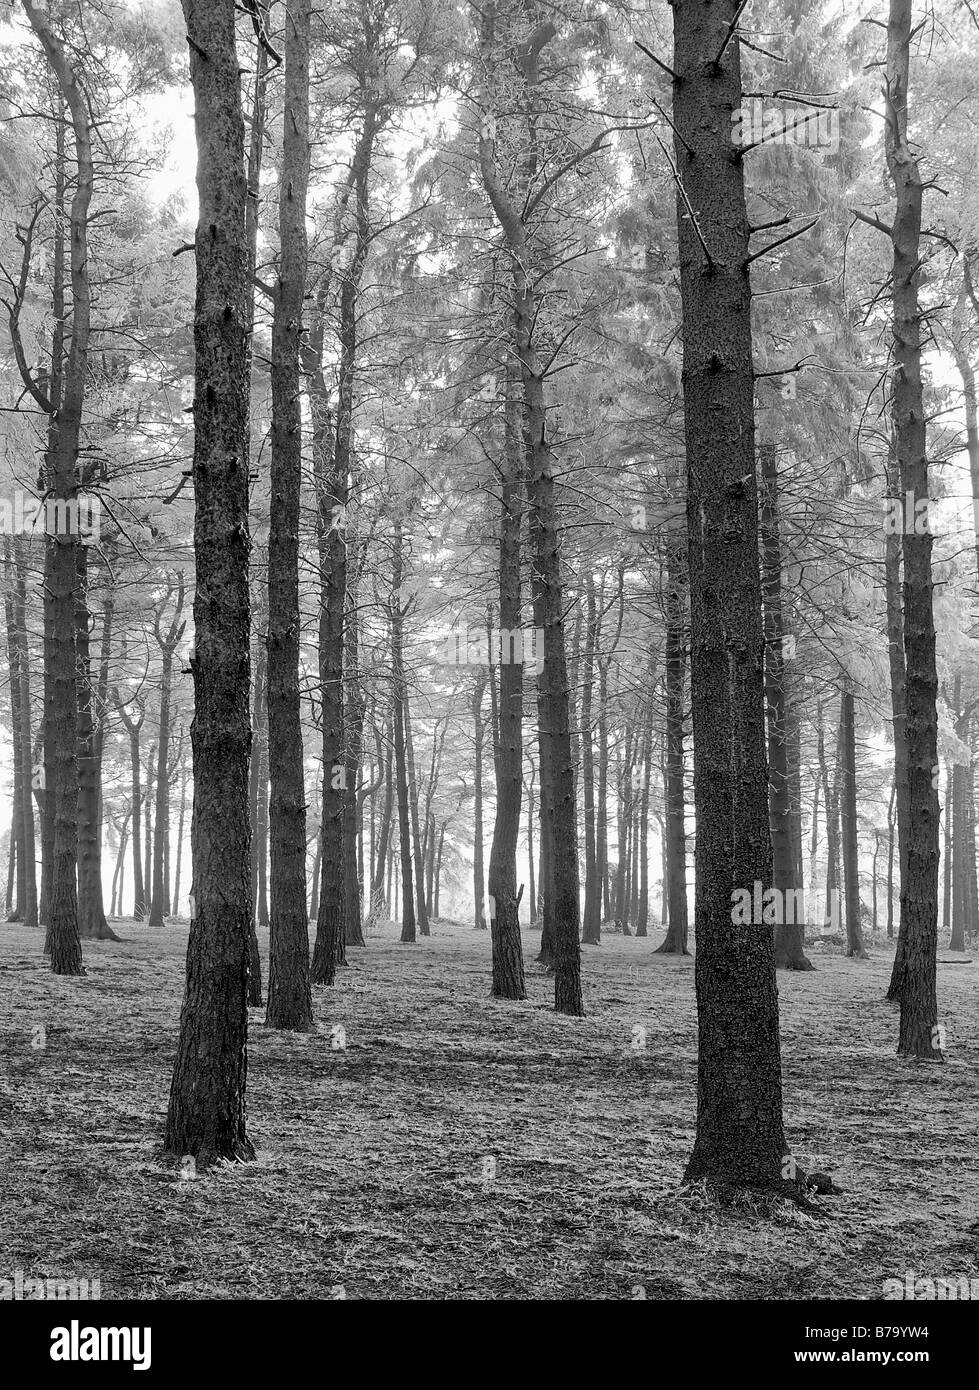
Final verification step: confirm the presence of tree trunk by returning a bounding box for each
[174,768,186,918]
[391,523,415,944]
[636,688,653,938]
[266,0,314,1030]
[25,1,92,977]
[887,780,896,939]
[13,542,37,927]
[840,685,867,959]
[75,549,118,940]
[883,454,911,994]
[343,560,366,947]
[164,0,255,1165]
[117,702,146,917]
[477,6,581,1014]
[760,443,812,970]
[150,581,184,927]
[883,0,941,1058]
[247,634,266,1002]
[472,674,487,929]
[670,0,787,1189]
[434,822,446,919]
[580,575,600,943]
[658,548,690,955]
[488,359,526,997]
[3,540,26,921]
[525,763,536,924]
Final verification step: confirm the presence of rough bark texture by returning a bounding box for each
[839,685,867,959]
[117,698,146,917]
[25,1,90,976]
[488,363,527,998]
[75,549,117,940]
[580,575,600,944]
[149,579,184,927]
[247,633,266,1002]
[472,674,487,929]
[884,0,941,1059]
[266,0,313,1030]
[391,523,415,944]
[477,2,581,1015]
[164,0,255,1164]
[760,444,812,970]
[883,452,911,995]
[670,0,788,1189]
[657,548,689,955]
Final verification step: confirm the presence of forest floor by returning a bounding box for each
[0,916,976,1300]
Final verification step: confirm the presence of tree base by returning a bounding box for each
[775,954,815,971]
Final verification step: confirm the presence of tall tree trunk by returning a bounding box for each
[941,762,952,942]
[525,763,536,924]
[580,575,600,943]
[247,634,266,1002]
[75,549,118,940]
[887,780,896,939]
[370,724,393,916]
[760,443,812,970]
[391,523,415,944]
[817,701,840,928]
[150,580,185,928]
[143,744,154,924]
[164,0,255,1164]
[669,0,788,1188]
[636,689,653,938]
[12,542,37,927]
[472,675,487,929]
[488,360,526,997]
[110,811,130,919]
[266,0,313,1030]
[117,701,146,917]
[434,823,446,920]
[658,549,689,955]
[403,692,429,937]
[477,5,581,1014]
[883,453,911,993]
[310,101,378,981]
[343,557,366,947]
[840,684,867,959]
[3,541,26,921]
[25,1,92,977]
[174,767,187,918]
[882,0,942,1058]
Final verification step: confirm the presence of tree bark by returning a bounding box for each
[760,443,812,970]
[75,549,118,940]
[24,0,92,977]
[840,684,867,959]
[657,548,689,955]
[488,359,526,997]
[472,674,487,929]
[149,579,185,927]
[670,0,788,1189]
[392,543,415,945]
[883,0,941,1058]
[164,0,255,1164]
[265,0,314,1030]
[580,575,600,943]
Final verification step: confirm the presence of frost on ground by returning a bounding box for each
[0,919,976,1300]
